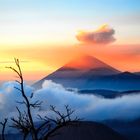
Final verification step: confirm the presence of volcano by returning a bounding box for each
[63,55,120,73]
[34,55,119,89]
[33,55,140,91]
[45,55,120,80]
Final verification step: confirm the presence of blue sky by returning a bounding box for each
[0,0,140,46]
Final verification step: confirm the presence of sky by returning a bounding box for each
[0,0,140,81]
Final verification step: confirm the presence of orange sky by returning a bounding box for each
[0,0,140,82]
[0,43,139,82]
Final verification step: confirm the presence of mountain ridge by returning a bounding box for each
[33,54,140,91]
[47,121,126,140]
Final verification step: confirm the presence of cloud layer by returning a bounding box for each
[0,80,140,132]
[76,24,116,44]
[35,80,140,121]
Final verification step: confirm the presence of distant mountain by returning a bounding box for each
[107,71,140,79]
[34,55,120,88]
[134,72,140,75]
[47,55,120,78]
[33,55,140,91]
[79,89,140,98]
[46,121,126,140]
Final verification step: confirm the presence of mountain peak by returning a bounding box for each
[33,54,140,91]
[33,54,121,89]
[64,54,120,73]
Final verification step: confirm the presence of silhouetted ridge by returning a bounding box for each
[46,121,126,140]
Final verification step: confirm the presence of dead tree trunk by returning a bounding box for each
[0,119,8,140]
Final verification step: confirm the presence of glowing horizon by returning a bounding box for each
[0,0,139,81]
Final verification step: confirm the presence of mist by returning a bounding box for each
[0,80,140,124]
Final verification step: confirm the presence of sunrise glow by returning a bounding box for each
[0,0,139,81]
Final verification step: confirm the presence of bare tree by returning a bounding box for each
[0,118,8,140]
[10,107,31,140]
[5,58,80,140]
[42,105,81,140]
[7,58,38,140]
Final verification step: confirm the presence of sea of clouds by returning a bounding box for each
[0,80,140,127]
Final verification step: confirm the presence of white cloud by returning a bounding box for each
[0,79,140,129]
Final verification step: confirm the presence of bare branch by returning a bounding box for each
[40,105,81,139]
[14,86,22,92]
[30,92,34,98]
[30,100,43,108]
[6,58,81,140]
[15,80,21,84]
[6,66,21,78]
[10,107,31,139]
[0,118,8,140]
[7,58,38,140]
[16,101,26,105]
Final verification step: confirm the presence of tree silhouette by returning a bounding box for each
[0,118,8,140]
[6,58,38,140]
[1,58,80,140]
[38,105,80,140]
